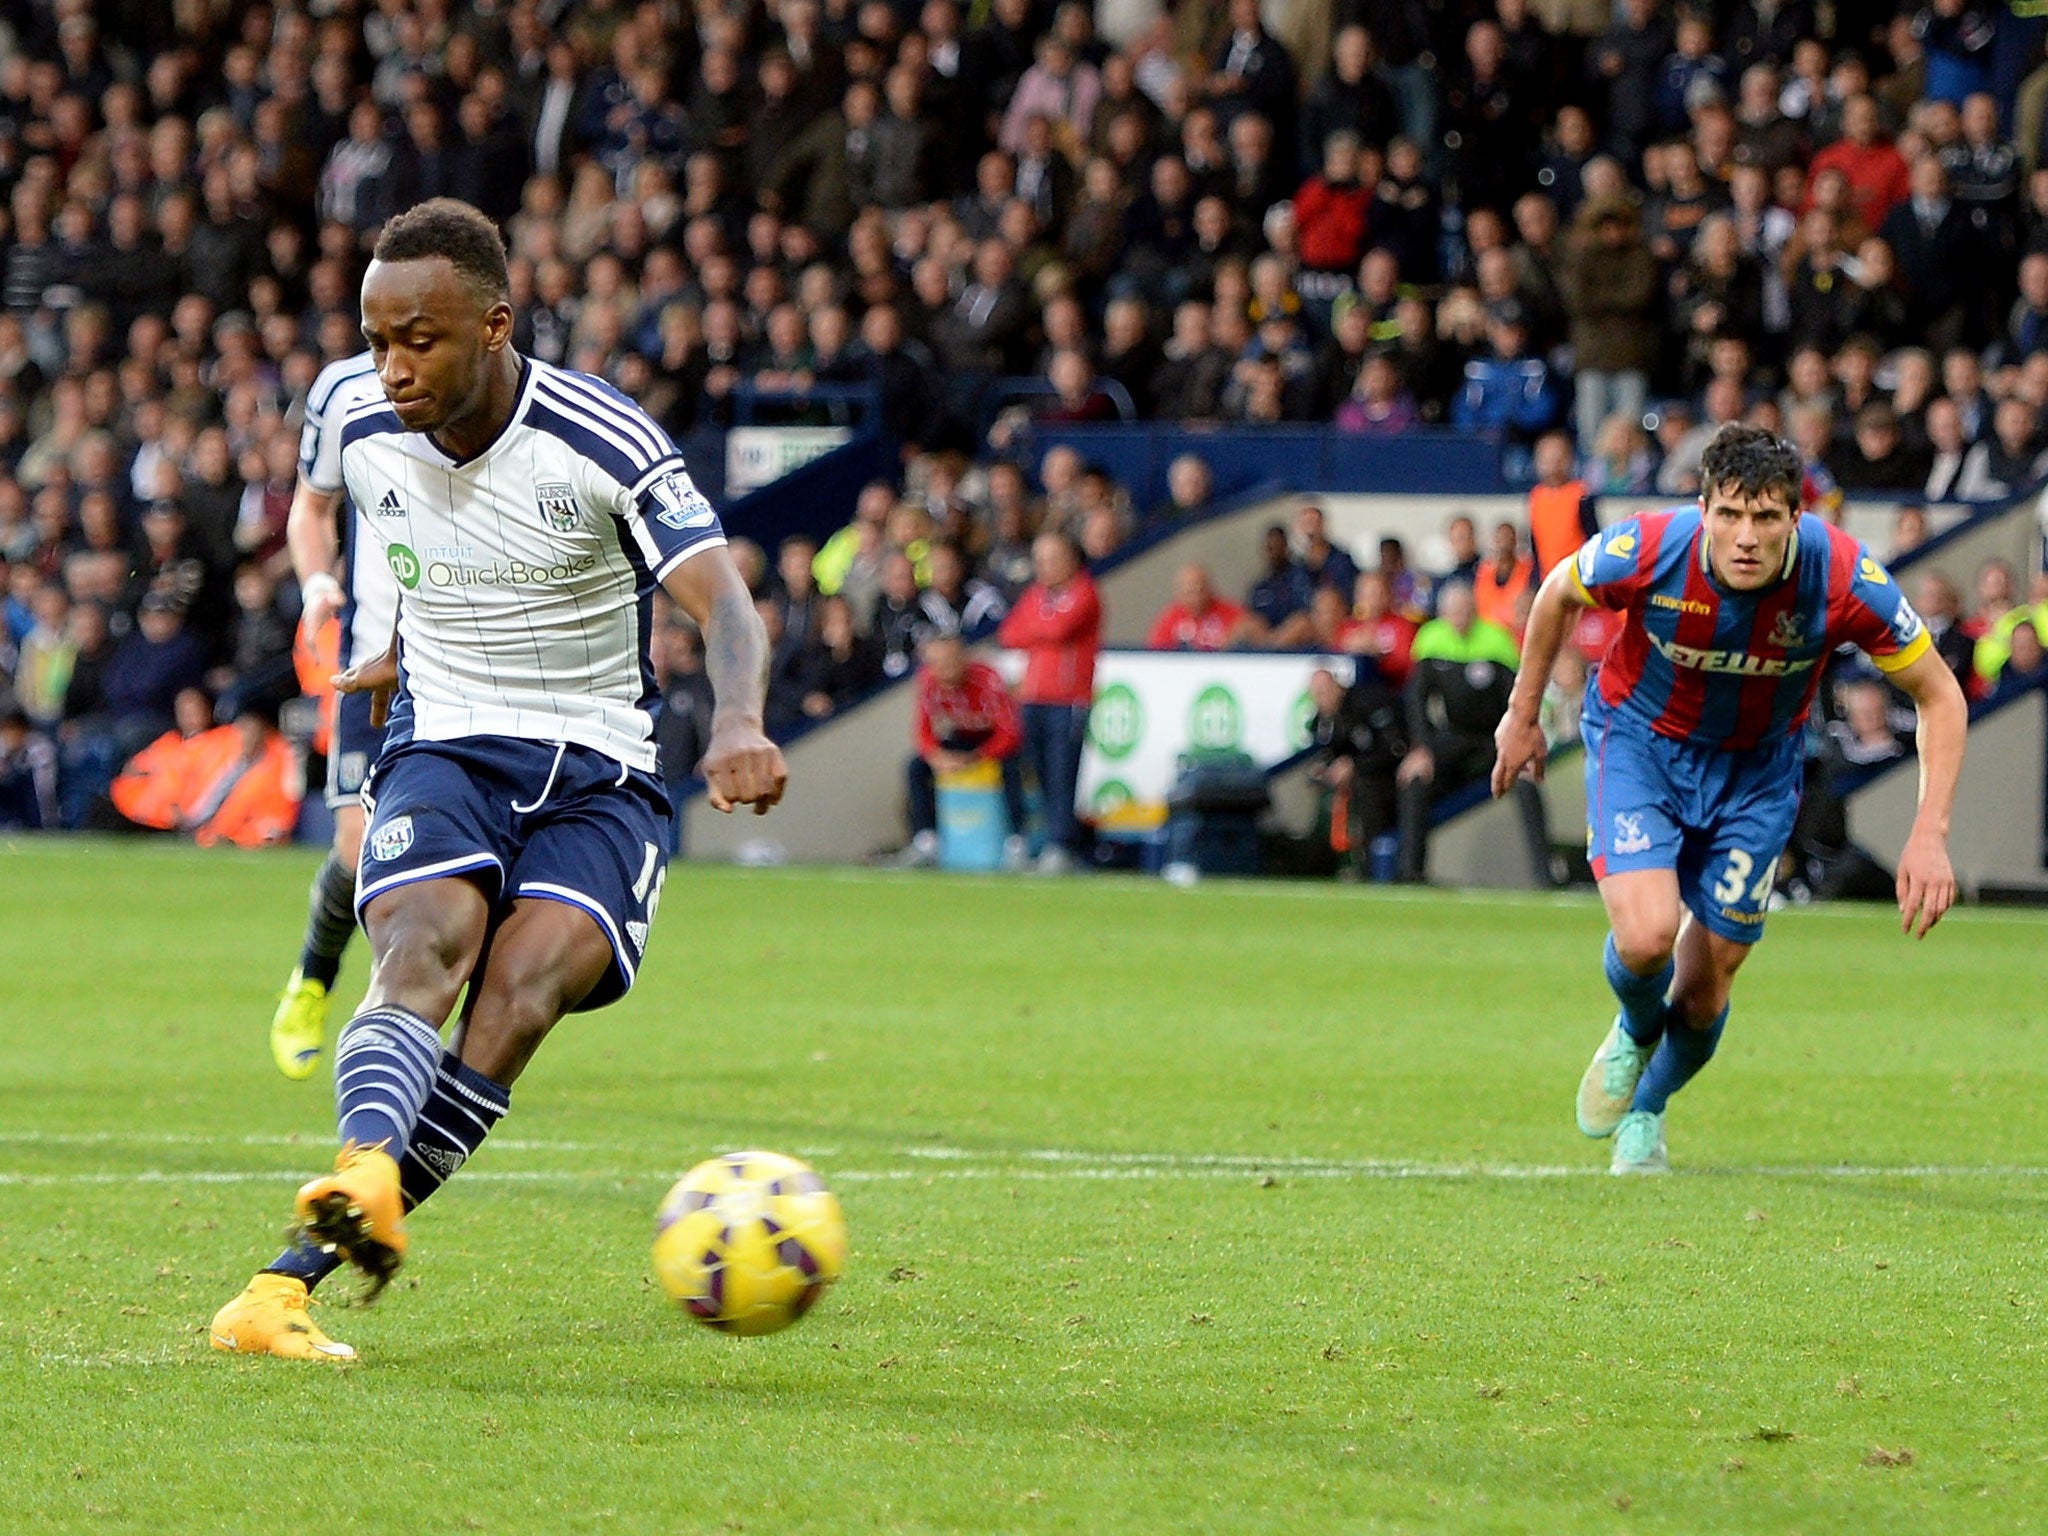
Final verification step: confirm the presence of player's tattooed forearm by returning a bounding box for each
[705,585,769,713]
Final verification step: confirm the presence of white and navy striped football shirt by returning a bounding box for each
[300,350,397,669]
[338,356,727,771]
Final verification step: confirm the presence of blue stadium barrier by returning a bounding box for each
[1023,424,1515,507]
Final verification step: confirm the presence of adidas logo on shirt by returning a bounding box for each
[376,489,405,517]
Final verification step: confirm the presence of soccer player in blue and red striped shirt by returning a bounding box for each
[1493,424,1967,1173]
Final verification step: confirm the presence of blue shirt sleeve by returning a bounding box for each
[617,460,728,581]
[1834,543,1932,673]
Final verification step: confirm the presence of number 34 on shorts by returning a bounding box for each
[1710,849,1778,908]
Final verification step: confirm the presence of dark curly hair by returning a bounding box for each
[371,198,509,305]
[1697,423,1802,511]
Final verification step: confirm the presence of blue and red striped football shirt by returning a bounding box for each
[1570,507,1931,750]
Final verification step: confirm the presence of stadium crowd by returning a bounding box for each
[1,0,2046,849]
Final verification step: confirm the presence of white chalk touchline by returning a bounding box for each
[6,1160,2048,1187]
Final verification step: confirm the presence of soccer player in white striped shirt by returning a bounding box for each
[211,200,785,1361]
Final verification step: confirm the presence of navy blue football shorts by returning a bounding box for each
[326,688,389,809]
[356,736,674,1011]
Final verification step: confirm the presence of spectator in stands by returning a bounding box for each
[1812,95,1913,230]
[1307,664,1408,881]
[1395,580,1547,883]
[1294,131,1373,275]
[1564,195,1660,449]
[1161,454,1216,526]
[0,705,56,829]
[1246,524,1316,647]
[1826,678,1908,776]
[1989,617,2048,697]
[997,531,1101,873]
[1913,571,1977,689]
[13,582,73,730]
[918,541,1008,641]
[1526,431,1602,574]
[653,618,715,802]
[1923,396,1972,499]
[771,536,824,649]
[982,464,1041,602]
[900,632,1028,870]
[794,595,884,722]
[1296,505,1360,598]
[1957,395,2048,500]
[1345,569,1420,687]
[1833,403,1933,490]
[1475,521,1536,637]
[1880,155,1984,351]
[873,551,928,681]
[1335,351,1420,434]
[104,593,206,756]
[1149,564,1251,651]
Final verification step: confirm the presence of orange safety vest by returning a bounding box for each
[294,615,340,756]
[1474,556,1536,635]
[110,727,244,830]
[1528,481,1593,577]
[194,733,302,848]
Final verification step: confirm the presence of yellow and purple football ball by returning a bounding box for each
[652,1151,848,1335]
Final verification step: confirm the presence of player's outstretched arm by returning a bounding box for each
[664,547,788,815]
[287,479,345,634]
[1888,646,1966,939]
[1491,559,1593,798]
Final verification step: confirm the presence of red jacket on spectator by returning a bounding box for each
[915,659,1022,759]
[1147,596,1246,651]
[1345,612,1419,687]
[998,571,1102,706]
[1806,139,1911,230]
[1293,177,1371,273]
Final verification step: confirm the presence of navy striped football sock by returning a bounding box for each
[1604,934,1674,1047]
[1631,1005,1729,1114]
[296,850,358,989]
[399,1052,511,1211]
[332,1004,443,1153]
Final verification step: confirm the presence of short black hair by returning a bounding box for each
[1697,423,1802,510]
[372,199,510,305]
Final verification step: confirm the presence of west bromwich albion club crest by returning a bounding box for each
[369,814,415,862]
[536,481,581,533]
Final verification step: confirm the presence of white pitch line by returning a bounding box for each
[7,1162,2048,1187]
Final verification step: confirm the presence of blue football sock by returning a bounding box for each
[1604,934,1674,1047]
[1631,1004,1729,1114]
[332,1004,443,1153]
[399,1052,511,1212]
[265,1240,345,1289]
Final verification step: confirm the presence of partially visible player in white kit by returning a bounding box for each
[269,349,396,1079]
[211,199,786,1361]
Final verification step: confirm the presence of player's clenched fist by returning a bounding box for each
[333,642,401,728]
[703,723,788,815]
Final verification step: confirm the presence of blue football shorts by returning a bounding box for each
[355,736,674,1010]
[1580,694,1804,945]
[326,688,388,809]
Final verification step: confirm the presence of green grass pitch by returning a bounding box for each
[4,837,2047,1534]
